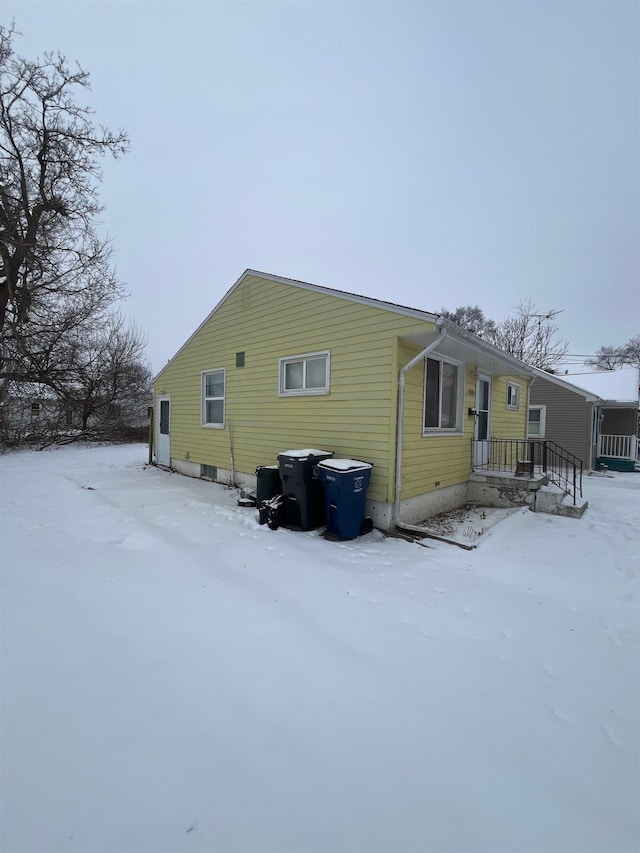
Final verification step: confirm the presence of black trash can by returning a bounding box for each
[316,459,373,540]
[277,449,334,530]
[255,465,282,504]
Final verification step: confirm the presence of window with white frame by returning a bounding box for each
[201,368,225,427]
[527,405,546,437]
[423,356,462,431]
[279,351,329,396]
[506,382,521,410]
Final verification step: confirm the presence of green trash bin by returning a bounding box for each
[255,465,282,504]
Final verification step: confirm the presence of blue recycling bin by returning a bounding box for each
[277,449,334,530]
[316,459,373,540]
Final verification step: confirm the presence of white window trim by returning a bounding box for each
[422,355,465,435]
[506,381,521,410]
[527,404,546,438]
[201,368,226,428]
[278,350,330,397]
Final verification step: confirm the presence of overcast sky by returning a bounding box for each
[3,1,639,374]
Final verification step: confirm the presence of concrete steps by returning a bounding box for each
[534,483,588,518]
[468,470,588,518]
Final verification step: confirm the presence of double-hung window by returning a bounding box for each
[279,351,329,396]
[424,356,462,431]
[527,405,546,437]
[506,382,521,410]
[201,368,225,427]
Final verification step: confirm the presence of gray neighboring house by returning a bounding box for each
[528,367,640,472]
[0,381,75,444]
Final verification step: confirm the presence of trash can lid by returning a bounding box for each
[316,458,372,472]
[278,449,333,459]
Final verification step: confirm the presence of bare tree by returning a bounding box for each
[0,25,147,445]
[490,299,568,372]
[0,23,128,357]
[54,314,151,434]
[439,305,497,338]
[441,298,568,372]
[587,335,640,370]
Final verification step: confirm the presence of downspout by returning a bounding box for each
[393,320,448,527]
[527,376,535,441]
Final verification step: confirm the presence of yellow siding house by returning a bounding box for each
[153,270,537,530]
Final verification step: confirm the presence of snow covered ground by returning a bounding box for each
[1,444,638,853]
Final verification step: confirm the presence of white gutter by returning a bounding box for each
[393,320,447,527]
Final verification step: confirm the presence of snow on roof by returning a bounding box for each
[562,367,639,403]
[316,458,373,472]
[6,381,57,400]
[278,449,334,459]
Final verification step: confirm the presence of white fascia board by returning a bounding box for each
[527,365,603,402]
[153,268,253,383]
[154,268,560,386]
[154,268,440,382]
[436,320,540,379]
[244,269,440,324]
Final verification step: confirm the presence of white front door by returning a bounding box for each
[156,396,171,467]
[473,375,491,466]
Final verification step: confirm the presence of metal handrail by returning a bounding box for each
[471,438,583,505]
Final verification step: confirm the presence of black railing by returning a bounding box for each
[471,438,583,505]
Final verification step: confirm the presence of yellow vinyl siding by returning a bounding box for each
[490,375,529,439]
[154,273,533,507]
[396,346,475,500]
[154,274,434,503]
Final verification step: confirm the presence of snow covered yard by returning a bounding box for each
[1,444,638,853]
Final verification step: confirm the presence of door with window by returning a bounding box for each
[473,375,491,466]
[156,396,171,467]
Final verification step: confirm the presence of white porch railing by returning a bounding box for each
[598,434,640,461]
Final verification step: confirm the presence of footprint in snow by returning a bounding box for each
[550,706,571,724]
[434,587,446,594]
[602,725,628,749]
[601,621,625,646]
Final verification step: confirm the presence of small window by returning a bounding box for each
[159,399,170,435]
[528,405,546,437]
[202,369,225,427]
[279,352,329,396]
[30,402,40,418]
[506,382,521,410]
[423,356,463,432]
